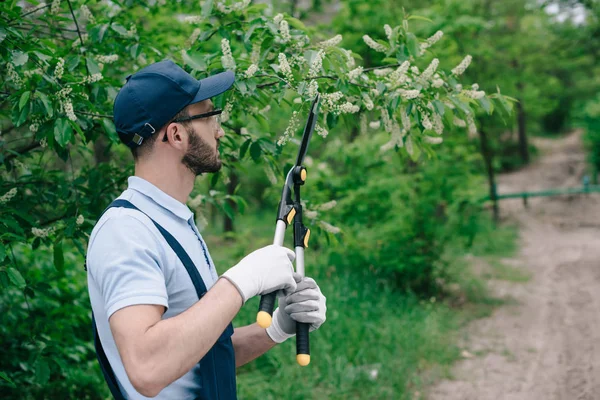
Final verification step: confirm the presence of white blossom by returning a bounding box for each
[362,94,374,111]
[401,107,411,131]
[57,87,72,98]
[188,194,206,209]
[86,73,103,83]
[347,66,363,81]
[424,136,443,144]
[61,98,77,121]
[244,64,258,78]
[221,39,236,71]
[96,54,119,64]
[405,135,414,155]
[316,124,328,138]
[452,55,472,76]
[307,50,325,79]
[420,110,433,130]
[420,30,443,53]
[32,226,55,238]
[319,34,342,48]
[23,68,43,78]
[455,84,463,92]
[373,68,393,77]
[221,101,234,123]
[215,0,251,14]
[305,210,318,219]
[54,57,65,80]
[317,200,337,211]
[307,80,319,99]
[318,220,341,234]
[184,15,202,24]
[7,63,22,88]
[127,24,137,37]
[0,188,17,204]
[322,92,344,110]
[453,117,466,127]
[400,89,420,100]
[279,20,291,43]
[432,113,444,134]
[380,108,393,133]
[278,53,293,82]
[339,102,359,114]
[274,13,284,25]
[51,0,61,14]
[76,215,84,225]
[432,78,444,88]
[363,35,387,53]
[186,28,202,47]
[360,113,367,135]
[388,61,410,85]
[251,42,261,64]
[410,66,420,75]
[384,24,393,40]
[462,90,486,99]
[80,5,95,23]
[420,58,439,81]
[277,111,299,146]
[472,83,479,91]
[29,123,39,133]
[342,49,355,68]
[369,120,381,129]
[466,113,477,137]
[40,138,48,148]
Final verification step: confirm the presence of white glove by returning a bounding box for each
[266,273,327,343]
[221,245,297,304]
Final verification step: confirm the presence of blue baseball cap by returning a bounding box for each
[113,60,235,148]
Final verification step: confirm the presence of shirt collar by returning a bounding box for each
[127,176,193,221]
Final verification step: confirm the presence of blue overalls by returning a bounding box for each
[91,199,237,399]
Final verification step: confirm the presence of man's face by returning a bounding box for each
[181,101,224,176]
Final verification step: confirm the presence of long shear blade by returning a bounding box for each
[295,95,320,167]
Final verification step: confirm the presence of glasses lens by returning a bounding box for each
[215,114,222,126]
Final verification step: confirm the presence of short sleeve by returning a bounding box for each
[87,214,169,318]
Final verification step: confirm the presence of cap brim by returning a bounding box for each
[192,70,235,103]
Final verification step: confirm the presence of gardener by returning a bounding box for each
[86,60,327,399]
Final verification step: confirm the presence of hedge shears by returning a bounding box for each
[256,95,320,366]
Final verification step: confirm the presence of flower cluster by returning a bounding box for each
[215,0,251,14]
[453,117,466,127]
[221,39,236,71]
[184,15,202,24]
[420,58,439,81]
[279,20,291,43]
[7,63,22,88]
[51,0,61,14]
[384,24,393,40]
[244,64,258,78]
[0,188,17,204]
[251,42,261,64]
[277,111,299,146]
[278,53,293,82]
[96,54,119,64]
[307,50,325,79]
[318,220,341,234]
[420,31,443,54]
[54,57,65,79]
[306,80,319,99]
[399,89,420,100]
[466,113,477,137]
[188,194,206,209]
[32,226,56,238]
[61,98,77,121]
[317,200,337,211]
[342,49,355,68]
[347,66,363,81]
[388,61,410,86]
[452,55,472,76]
[80,5,95,23]
[221,101,234,123]
[29,122,39,133]
[316,124,329,138]
[86,73,103,83]
[319,34,342,48]
[424,136,443,144]
[274,13,284,24]
[363,35,387,53]
[76,215,84,225]
[362,93,374,110]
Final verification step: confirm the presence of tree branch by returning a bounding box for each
[66,0,91,76]
[11,3,52,22]
[4,142,42,162]
[74,111,113,119]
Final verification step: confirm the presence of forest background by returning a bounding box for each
[0,0,599,399]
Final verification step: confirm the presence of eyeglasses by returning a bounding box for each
[162,109,223,142]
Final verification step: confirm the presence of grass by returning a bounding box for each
[203,211,519,399]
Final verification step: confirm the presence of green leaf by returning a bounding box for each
[406,33,420,58]
[86,57,101,75]
[65,55,80,72]
[70,120,86,143]
[0,243,5,262]
[12,51,28,66]
[102,119,119,143]
[202,0,213,18]
[287,17,306,31]
[432,100,445,116]
[35,358,50,385]
[7,267,26,289]
[111,23,128,36]
[182,51,208,71]
[53,242,65,274]
[37,92,53,117]
[250,141,262,161]
[407,15,433,23]
[0,27,6,43]
[130,43,139,59]
[54,118,73,147]
[0,371,15,387]
[239,139,252,159]
[19,91,30,111]
[478,96,493,114]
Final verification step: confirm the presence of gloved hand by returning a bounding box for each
[266,273,327,343]
[221,245,297,304]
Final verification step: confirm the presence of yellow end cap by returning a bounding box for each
[297,354,310,366]
[286,208,296,225]
[257,311,272,328]
[304,229,311,248]
[300,169,307,182]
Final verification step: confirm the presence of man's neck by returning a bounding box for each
[134,160,194,204]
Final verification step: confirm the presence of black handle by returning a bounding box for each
[257,292,277,328]
[296,322,310,366]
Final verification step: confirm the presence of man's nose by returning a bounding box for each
[216,125,225,140]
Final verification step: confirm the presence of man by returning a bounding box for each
[86,60,327,399]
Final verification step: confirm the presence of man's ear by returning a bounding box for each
[164,123,185,148]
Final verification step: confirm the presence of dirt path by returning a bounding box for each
[428,130,600,400]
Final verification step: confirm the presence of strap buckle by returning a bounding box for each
[131,123,156,146]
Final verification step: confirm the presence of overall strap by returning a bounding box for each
[93,199,209,399]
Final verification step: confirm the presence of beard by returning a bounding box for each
[181,126,222,176]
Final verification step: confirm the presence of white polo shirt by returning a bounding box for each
[87,176,219,399]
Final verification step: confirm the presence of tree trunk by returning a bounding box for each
[478,122,499,222]
[93,135,111,165]
[516,82,529,164]
[223,171,238,233]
